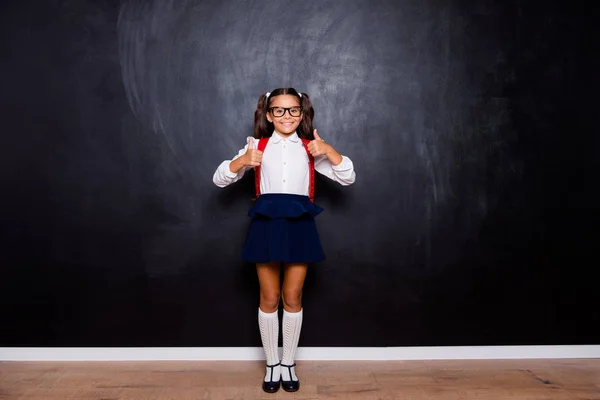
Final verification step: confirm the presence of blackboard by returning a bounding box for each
[1,0,597,346]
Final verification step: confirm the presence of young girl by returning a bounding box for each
[213,88,356,393]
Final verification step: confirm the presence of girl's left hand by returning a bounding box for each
[307,129,331,157]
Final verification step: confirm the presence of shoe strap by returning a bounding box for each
[266,362,281,382]
[280,363,298,382]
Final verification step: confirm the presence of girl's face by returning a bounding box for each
[266,95,303,136]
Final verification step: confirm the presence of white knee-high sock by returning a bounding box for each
[258,308,280,382]
[281,308,303,381]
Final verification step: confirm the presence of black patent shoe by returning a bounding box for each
[262,362,281,393]
[281,363,300,392]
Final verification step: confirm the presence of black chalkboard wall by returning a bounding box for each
[1,0,597,347]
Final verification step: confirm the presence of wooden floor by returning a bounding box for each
[0,359,599,399]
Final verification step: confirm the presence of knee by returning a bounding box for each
[260,291,281,313]
[281,289,303,312]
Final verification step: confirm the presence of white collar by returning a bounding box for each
[271,131,300,144]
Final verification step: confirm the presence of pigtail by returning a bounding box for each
[254,92,273,139]
[298,92,315,140]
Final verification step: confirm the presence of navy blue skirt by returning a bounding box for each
[242,193,325,263]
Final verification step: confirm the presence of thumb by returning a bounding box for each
[248,137,255,150]
[313,129,321,141]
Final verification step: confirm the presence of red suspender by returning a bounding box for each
[254,137,315,202]
[301,138,315,202]
[254,138,269,199]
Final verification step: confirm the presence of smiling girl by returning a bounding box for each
[213,88,356,393]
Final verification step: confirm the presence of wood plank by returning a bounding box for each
[1,359,598,399]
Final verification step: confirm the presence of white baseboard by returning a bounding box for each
[1,345,599,361]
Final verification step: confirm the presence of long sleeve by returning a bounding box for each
[314,154,356,186]
[213,137,254,188]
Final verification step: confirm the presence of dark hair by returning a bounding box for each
[253,87,315,140]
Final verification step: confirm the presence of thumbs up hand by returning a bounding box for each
[243,137,263,166]
[307,129,331,157]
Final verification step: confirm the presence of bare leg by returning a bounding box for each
[256,261,281,312]
[281,263,307,312]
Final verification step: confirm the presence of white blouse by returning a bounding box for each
[213,132,356,195]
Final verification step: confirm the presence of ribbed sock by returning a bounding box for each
[258,308,281,382]
[281,308,303,381]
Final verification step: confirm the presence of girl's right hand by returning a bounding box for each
[243,137,263,166]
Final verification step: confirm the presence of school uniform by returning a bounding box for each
[213,130,355,392]
[213,131,355,263]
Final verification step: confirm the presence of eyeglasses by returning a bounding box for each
[268,106,303,118]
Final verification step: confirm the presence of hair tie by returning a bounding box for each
[298,92,302,98]
[265,92,271,99]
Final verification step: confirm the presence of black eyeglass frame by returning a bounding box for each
[268,106,303,118]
